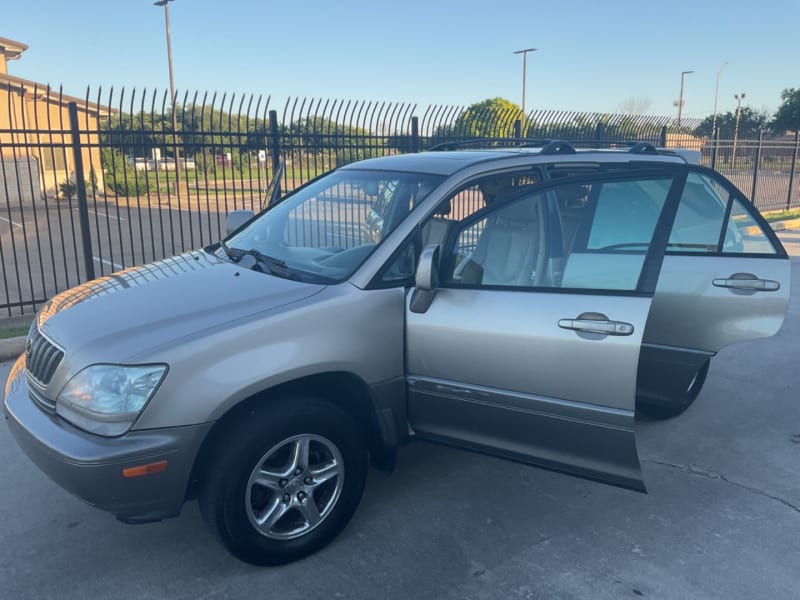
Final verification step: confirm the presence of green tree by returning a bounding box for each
[100,148,151,196]
[771,88,800,133]
[694,107,768,138]
[290,117,382,166]
[451,97,522,138]
[101,111,172,159]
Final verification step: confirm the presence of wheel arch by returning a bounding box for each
[186,371,400,500]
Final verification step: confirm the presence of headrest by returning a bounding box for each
[434,199,451,216]
[496,198,538,222]
[360,180,380,197]
[480,180,517,204]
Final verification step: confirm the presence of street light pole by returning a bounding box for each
[513,47,537,125]
[732,92,746,169]
[676,70,694,127]
[154,0,180,196]
[711,61,728,137]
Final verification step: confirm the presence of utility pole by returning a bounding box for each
[711,61,728,136]
[513,47,537,125]
[675,70,694,127]
[732,92,746,169]
[154,0,180,196]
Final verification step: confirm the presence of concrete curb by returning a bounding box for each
[0,336,25,362]
[769,218,800,232]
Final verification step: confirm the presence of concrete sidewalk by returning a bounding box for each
[0,335,25,362]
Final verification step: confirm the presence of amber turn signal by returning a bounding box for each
[122,460,168,478]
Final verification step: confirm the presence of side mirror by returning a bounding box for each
[226,210,254,236]
[410,245,440,314]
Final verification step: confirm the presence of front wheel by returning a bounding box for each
[199,397,367,565]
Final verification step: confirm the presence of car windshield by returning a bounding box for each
[223,169,444,282]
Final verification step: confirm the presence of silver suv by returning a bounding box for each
[3,142,791,565]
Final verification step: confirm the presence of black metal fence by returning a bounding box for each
[1,84,798,317]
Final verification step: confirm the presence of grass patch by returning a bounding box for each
[762,207,800,222]
[0,326,28,340]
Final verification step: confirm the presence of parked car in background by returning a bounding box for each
[4,141,790,565]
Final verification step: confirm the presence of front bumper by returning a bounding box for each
[3,354,213,522]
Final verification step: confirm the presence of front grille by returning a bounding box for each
[28,384,57,414]
[25,327,64,386]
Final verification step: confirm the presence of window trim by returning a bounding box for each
[364,166,543,290]
[683,165,788,259]
[439,167,687,297]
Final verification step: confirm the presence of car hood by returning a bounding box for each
[35,250,324,361]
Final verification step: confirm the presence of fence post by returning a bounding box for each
[513,119,521,139]
[411,116,420,153]
[268,110,281,172]
[660,125,667,148]
[67,102,95,281]
[595,122,604,142]
[268,109,282,196]
[751,129,763,202]
[787,130,799,209]
[710,127,719,171]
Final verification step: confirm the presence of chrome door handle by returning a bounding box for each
[712,273,780,292]
[558,312,635,336]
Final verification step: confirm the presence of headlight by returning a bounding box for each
[56,364,168,436]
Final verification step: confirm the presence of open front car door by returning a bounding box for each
[406,168,694,491]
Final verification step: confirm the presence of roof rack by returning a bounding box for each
[426,138,583,152]
[424,138,674,155]
[628,142,658,154]
[540,140,576,155]
[426,138,538,151]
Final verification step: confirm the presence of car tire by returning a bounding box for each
[637,359,710,420]
[199,396,367,565]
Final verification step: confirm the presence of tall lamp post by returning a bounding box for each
[711,61,728,137]
[732,92,746,169]
[513,47,537,130]
[675,70,694,127]
[154,0,180,195]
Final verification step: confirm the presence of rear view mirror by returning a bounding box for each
[410,245,440,314]
[226,210,254,236]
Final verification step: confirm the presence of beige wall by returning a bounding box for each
[664,132,704,151]
[0,84,107,201]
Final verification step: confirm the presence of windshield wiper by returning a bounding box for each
[219,240,236,259]
[223,245,294,278]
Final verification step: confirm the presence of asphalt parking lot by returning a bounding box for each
[1,195,369,315]
[1,246,798,599]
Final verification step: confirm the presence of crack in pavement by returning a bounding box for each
[642,459,800,516]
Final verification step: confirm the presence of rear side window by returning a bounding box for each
[668,173,728,253]
[723,198,777,254]
[586,179,671,251]
[665,171,777,256]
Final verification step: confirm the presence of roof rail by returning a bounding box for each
[426,138,536,151]
[628,142,658,154]
[424,138,674,154]
[540,140,576,155]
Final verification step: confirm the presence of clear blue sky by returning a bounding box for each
[4,0,799,119]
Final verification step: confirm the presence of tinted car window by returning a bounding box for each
[667,173,728,253]
[586,179,671,251]
[444,175,675,292]
[723,198,777,254]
